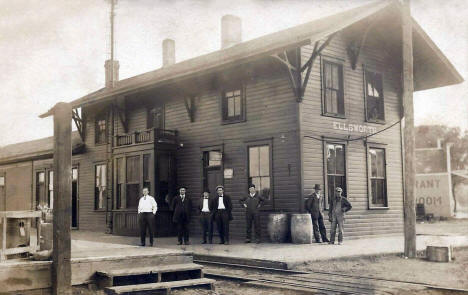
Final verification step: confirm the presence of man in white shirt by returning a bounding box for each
[138,187,157,246]
[199,190,213,244]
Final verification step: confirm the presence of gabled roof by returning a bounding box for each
[0,131,84,165]
[42,0,463,115]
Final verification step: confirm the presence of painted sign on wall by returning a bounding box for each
[415,173,454,217]
[332,122,377,134]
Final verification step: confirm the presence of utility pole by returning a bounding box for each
[51,102,73,295]
[401,0,416,258]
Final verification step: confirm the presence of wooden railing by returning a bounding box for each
[114,128,178,147]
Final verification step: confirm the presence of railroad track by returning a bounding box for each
[195,259,468,295]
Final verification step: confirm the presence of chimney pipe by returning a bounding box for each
[221,15,242,49]
[162,39,176,67]
[104,59,119,88]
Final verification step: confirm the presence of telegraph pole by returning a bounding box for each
[51,102,73,295]
[401,0,417,258]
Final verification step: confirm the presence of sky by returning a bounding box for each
[0,0,466,147]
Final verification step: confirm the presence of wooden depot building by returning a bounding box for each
[0,1,463,240]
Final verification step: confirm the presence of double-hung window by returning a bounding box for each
[322,60,345,117]
[248,143,272,202]
[368,147,388,208]
[325,143,346,207]
[222,87,245,123]
[95,113,107,144]
[95,164,107,210]
[365,70,385,122]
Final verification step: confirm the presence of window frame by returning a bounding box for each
[246,138,274,210]
[146,105,165,129]
[221,85,246,124]
[322,139,348,211]
[94,162,108,211]
[320,55,346,118]
[113,150,155,211]
[94,111,108,145]
[363,67,386,124]
[366,143,389,209]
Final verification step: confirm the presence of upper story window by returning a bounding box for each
[222,87,246,123]
[322,60,345,117]
[95,113,107,144]
[365,70,385,122]
[147,106,164,129]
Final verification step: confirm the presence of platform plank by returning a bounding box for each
[105,278,215,294]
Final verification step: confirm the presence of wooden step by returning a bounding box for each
[105,278,216,295]
[97,263,203,277]
[96,263,204,288]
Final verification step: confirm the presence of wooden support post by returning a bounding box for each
[401,0,416,258]
[52,102,72,295]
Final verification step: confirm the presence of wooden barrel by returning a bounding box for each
[290,213,313,244]
[267,213,289,243]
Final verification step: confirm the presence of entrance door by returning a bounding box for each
[72,167,78,229]
[203,150,223,194]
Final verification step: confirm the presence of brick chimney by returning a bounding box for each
[221,15,242,49]
[162,39,176,67]
[104,59,119,88]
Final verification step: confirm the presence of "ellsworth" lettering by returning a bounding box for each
[332,122,377,134]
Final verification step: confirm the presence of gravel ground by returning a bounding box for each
[295,246,468,290]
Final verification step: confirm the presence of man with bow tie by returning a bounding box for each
[305,184,329,243]
[239,184,265,243]
[211,185,233,245]
[137,187,157,246]
[171,187,192,245]
[198,190,214,244]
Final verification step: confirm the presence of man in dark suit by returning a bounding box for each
[198,190,214,244]
[211,185,233,244]
[171,187,192,245]
[239,184,265,243]
[305,184,329,243]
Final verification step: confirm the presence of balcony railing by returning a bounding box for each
[114,128,178,147]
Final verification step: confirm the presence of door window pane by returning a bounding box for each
[48,171,54,209]
[326,143,346,206]
[369,148,387,207]
[95,164,106,210]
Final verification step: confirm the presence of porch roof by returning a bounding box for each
[41,0,463,116]
[0,131,84,165]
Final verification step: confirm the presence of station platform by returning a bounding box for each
[71,224,468,270]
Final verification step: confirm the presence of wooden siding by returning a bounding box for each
[300,32,404,238]
[165,75,300,238]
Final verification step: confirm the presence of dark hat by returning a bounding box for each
[215,185,224,191]
[202,189,211,193]
[178,186,187,191]
[314,184,321,190]
[248,183,256,189]
[335,187,342,192]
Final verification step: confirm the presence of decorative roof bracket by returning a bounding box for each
[184,95,200,123]
[72,108,85,142]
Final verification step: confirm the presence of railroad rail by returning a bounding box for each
[195,259,468,295]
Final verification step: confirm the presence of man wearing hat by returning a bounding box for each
[328,187,352,245]
[211,185,233,244]
[305,184,329,243]
[198,189,214,244]
[239,184,265,243]
[171,187,192,245]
